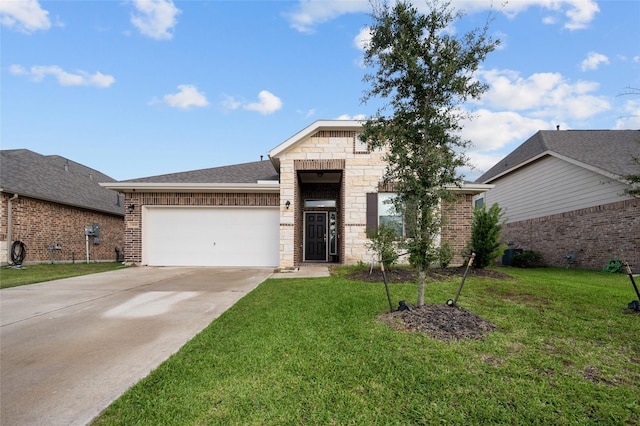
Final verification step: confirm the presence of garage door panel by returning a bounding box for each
[143,207,279,267]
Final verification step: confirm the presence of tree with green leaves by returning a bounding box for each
[361,0,499,306]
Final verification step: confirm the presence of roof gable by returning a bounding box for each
[477,130,640,183]
[267,120,363,172]
[0,149,124,215]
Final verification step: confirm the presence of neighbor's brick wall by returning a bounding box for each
[124,192,280,265]
[501,198,640,269]
[442,193,474,266]
[0,193,124,264]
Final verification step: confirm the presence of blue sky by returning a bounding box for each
[2,0,639,181]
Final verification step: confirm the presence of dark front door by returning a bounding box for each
[305,212,327,261]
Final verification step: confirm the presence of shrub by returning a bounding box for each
[437,241,454,268]
[470,203,506,269]
[511,250,544,268]
[366,224,399,269]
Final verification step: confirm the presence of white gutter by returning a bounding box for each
[446,182,495,194]
[100,182,280,193]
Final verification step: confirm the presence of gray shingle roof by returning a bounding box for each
[122,160,279,183]
[476,130,640,183]
[0,149,124,216]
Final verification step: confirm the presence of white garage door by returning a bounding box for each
[143,207,280,267]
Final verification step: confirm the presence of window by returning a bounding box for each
[354,137,369,153]
[304,199,336,208]
[329,211,337,255]
[367,192,404,237]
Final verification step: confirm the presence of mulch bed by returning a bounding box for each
[345,265,512,283]
[378,304,497,341]
[340,265,511,341]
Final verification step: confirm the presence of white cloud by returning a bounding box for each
[581,52,609,71]
[286,0,599,33]
[130,0,180,40]
[220,91,283,114]
[354,26,372,52]
[161,85,208,109]
[563,0,599,30]
[297,108,316,118]
[220,94,241,111]
[285,0,368,33]
[244,90,283,115]
[476,69,611,120]
[456,0,599,30]
[0,0,50,32]
[335,114,366,120]
[615,99,640,130]
[460,109,550,152]
[10,64,115,87]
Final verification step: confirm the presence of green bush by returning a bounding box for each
[366,224,399,269]
[470,203,506,269]
[511,250,544,268]
[437,241,454,268]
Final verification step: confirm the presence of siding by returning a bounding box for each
[485,156,632,223]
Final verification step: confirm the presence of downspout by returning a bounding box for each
[7,193,18,253]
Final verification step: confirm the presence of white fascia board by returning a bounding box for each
[482,151,552,183]
[484,150,630,185]
[100,182,280,193]
[446,182,495,194]
[268,120,364,170]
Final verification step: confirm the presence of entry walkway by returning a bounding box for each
[271,265,331,278]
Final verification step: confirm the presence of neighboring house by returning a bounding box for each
[476,129,640,269]
[104,120,491,269]
[0,149,125,264]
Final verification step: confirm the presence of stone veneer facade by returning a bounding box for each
[500,198,639,269]
[0,193,124,264]
[276,130,387,268]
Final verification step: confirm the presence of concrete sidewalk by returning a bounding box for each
[0,266,273,426]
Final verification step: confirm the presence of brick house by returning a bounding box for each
[0,149,125,264]
[104,120,492,268]
[475,129,640,269]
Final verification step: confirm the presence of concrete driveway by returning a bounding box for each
[0,266,273,426]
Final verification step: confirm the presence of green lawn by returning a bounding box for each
[0,262,127,289]
[94,267,639,425]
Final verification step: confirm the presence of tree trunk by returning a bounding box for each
[417,263,425,306]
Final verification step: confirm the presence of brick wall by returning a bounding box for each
[0,193,124,264]
[123,192,280,264]
[442,193,474,265]
[501,198,640,269]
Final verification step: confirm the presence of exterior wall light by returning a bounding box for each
[285,200,291,209]
[127,204,135,213]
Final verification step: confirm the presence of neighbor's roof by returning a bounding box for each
[476,130,640,183]
[0,149,124,216]
[103,160,280,193]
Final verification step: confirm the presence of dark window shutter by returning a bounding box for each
[366,193,378,235]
